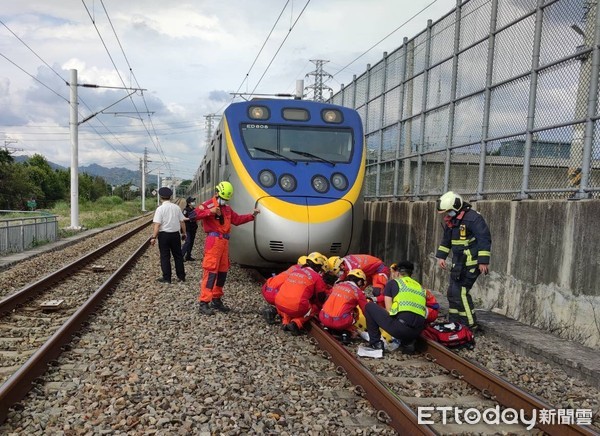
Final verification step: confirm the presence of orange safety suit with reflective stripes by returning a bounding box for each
[274,266,328,329]
[194,197,254,303]
[318,280,368,331]
[262,264,302,305]
[341,254,390,305]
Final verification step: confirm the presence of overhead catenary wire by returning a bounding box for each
[0,19,139,167]
[332,0,440,78]
[249,0,311,98]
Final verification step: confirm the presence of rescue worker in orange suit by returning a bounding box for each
[194,181,260,315]
[363,261,427,355]
[424,289,440,324]
[274,252,329,335]
[435,191,491,330]
[261,256,307,324]
[327,254,390,306]
[318,269,369,344]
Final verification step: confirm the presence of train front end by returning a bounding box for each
[224,99,364,268]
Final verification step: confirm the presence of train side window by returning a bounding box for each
[206,161,211,185]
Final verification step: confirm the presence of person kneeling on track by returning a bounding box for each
[326,254,390,306]
[274,252,329,335]
[318,269,369,345]
[261,256,307,324]
[363,261,426,355]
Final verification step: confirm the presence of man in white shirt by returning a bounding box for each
[150,187,186,284]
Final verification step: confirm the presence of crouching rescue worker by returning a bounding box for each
[194,181,259,315]
[435,191,491,329]
[327,254,390,305]
[274,252,329,335]
[363,261,426,355]
[318,269,369,344]
[261,256,306,324]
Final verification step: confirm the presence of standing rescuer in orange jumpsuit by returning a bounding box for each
[194,181,259,315]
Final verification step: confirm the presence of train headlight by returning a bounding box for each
[259,170,276,188]
[322,109,342,123]
[312,175,329,193]
[331,173,348,191]
[279,174,297,192]
[249,106,270,120]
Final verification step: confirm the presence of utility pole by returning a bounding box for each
[67,68,146,229]
[69,69,80,229]
[157,170,161,208]
[304,60,333,102]
[140,157,146,212]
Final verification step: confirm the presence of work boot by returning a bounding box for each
[211,298,231,313]
[262,305,278,325]
[287,322,301,336]
[400,339,416,355]
[198,302,214,316]
[340,332,351,345]
[156,277,171,284]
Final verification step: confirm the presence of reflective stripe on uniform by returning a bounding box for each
[390,277,426,317]
[461,286,474,325]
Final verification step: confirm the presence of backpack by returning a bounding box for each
[421,322,475,350]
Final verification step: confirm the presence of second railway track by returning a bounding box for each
[0,227,598,434]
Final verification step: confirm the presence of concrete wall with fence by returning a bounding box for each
[332,0,600,200]
[330,0,600,348]
[361,199,600,349]
[0,212,59,255]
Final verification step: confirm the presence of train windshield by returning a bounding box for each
[241,124,353,163]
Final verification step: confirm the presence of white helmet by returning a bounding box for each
[436,191,463,213]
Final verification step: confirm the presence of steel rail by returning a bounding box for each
[307,320,437,435]
[0,237,151,423]
[418,338,599,436]
[0,219,151,314]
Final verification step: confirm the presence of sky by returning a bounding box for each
[0,0,457,181]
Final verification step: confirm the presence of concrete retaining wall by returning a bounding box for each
[361,199,600,349]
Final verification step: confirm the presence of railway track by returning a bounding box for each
[0,218,152,422]
[307,320,599,435]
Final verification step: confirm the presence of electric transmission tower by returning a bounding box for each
[204,114,221,147]
[304,59,333,102]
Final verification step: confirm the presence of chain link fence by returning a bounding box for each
[331,0,600,200]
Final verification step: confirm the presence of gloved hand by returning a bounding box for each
[181,233,187,241]
[372,287,381,297]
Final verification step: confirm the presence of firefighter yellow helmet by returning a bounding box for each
[297,255,308,266]
[436,191,463,213]
[346,269,367,282]
[216,181,234,200]
[306,252,327,267]
[327,256,344,276]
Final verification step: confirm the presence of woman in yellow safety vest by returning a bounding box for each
[362,261,426,355]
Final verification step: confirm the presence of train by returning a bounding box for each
[189,98,365,268]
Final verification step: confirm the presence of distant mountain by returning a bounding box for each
[80,163,141,187]
[13,155,141,186]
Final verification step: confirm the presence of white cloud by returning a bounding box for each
[1,0,457,179]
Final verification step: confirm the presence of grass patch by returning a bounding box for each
[45,198,148,235]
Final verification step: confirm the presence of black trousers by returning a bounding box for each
[181,226,197,258]
[364,302,425,344]
[158,231,185,281]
